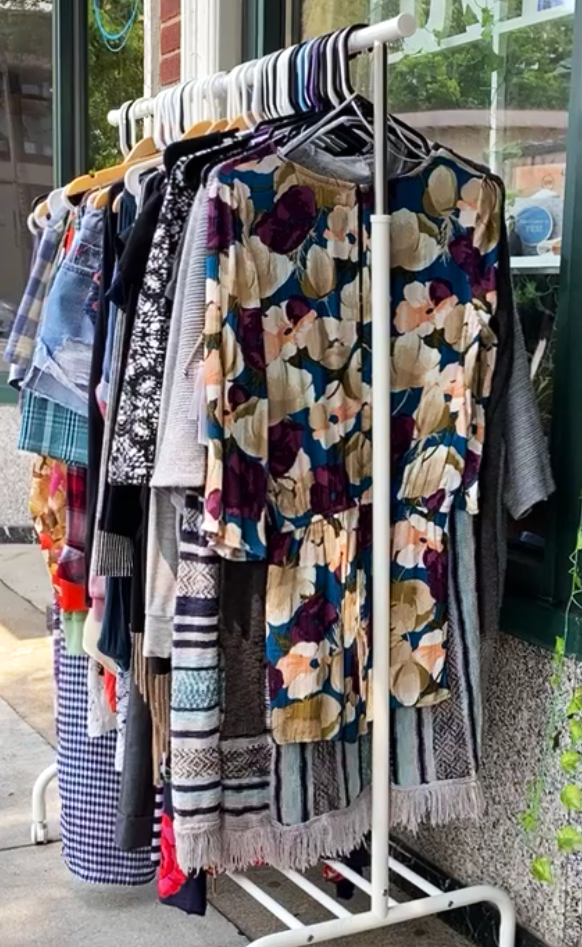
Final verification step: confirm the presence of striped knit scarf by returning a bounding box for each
[171,492,371,875]
[390,508,484,827]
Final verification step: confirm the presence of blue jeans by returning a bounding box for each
[25,208,103,417]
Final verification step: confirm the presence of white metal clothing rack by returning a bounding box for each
[32,15,517,947]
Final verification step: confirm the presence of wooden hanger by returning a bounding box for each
[64,153,158,201]
[66,96,162,203]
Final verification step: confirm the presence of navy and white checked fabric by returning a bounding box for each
[56,634,155,886]
[5,210,67,370]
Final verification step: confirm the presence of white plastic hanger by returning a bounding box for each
[277,46,297,116]
[118,99,132,157]
[27,212,39,235]
[124,88,166,197]
[240,59,257,127]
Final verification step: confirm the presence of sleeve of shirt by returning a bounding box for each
[504,301,555,520]
[203,170,269,561]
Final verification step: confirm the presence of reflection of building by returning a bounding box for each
[397,107,567,196]
[0,1,52,311]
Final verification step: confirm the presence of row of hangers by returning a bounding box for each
[28,25,430,234]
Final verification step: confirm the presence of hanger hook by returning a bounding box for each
[240,59,256,126]
[118,99,132,157]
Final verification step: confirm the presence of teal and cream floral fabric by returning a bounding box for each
[203,146,502,743]
[389,154,501,707]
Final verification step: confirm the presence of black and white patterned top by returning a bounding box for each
[108,158,197,485]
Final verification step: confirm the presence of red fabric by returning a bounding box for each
[59,579,87,612]
[103,670,117,713]
[159,813,187,898]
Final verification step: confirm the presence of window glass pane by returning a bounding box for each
[0,0,53,352]
[296,0,573,555]
[88,0,144,170]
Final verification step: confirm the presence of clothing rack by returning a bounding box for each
[32,15,517,947]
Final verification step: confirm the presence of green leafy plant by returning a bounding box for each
[519,502,582,882]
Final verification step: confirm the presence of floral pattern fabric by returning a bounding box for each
[109,160,196,486]
[204,152,373,745]
[388,155,501,707]
[204,147,502,738]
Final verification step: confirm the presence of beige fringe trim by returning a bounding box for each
[132,633,171,783]
[175,777,483,874]
[175,785,372,875]
[390,776,484,832]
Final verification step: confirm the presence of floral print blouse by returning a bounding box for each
[203,146,502,744]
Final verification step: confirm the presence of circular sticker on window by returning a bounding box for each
[515,206,554,246]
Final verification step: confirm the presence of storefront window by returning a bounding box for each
[291,0,573,555]
[0,0,53,353]
[88,0,144,169]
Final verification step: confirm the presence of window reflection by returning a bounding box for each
[0,0,52,348]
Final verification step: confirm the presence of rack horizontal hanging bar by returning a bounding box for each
[106,13,416,128]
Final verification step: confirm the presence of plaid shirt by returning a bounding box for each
[5,210,68,370]
[18,389,88,466]
[57,464,87,588]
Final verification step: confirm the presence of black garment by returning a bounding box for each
[115,670,156,851]
[159,783,207,916]
[98,576,132,671]
[85,182,125,604]
[163,130,225,173]
[116,486,156,850]
[475,210,515,641]
[100,173,166,545]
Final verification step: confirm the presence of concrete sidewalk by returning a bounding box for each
[0,544,469,947]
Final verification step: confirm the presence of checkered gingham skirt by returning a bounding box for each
[55,611,155,885]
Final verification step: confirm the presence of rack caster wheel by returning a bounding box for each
[31,821,49,845]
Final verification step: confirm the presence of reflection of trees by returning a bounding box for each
[514,273,558,436]
[88,0,144,169]
[0,1,144,171]
[0,1,53,295]
[301,0,572,112]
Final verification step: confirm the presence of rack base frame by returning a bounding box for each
[31,763,516,947]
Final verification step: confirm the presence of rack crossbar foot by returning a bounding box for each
[31,761,57,844]
[227,867,516,947]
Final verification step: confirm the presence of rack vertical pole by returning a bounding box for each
[370,38,391,922]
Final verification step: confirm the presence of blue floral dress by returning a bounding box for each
[203,147,502,744]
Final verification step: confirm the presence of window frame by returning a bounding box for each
[53,0,89,186]
[246,0,582,654]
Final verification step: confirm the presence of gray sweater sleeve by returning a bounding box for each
[504,304,555,520]
[144,190,207,659]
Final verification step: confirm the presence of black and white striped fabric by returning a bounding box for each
[56,633,155,886]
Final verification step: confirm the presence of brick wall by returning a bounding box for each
[160,0,181,87]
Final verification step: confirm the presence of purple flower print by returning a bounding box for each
[228,383,250,410]
[424,547,448,603]
[286,296,312,326]
[206,489,222,521]
[291,592,338,645]
[359,504,372,550]
[449,234,497,299]
[208,194,233,252]
[224,446,267,522]
[426,488,446,512]
[310,464,350,514]
[255,186,317,255]
[449,234,479,278]
[429,279,453,306]
[238,308,266,373]
[392,415,415,468]
[268,663,284,702]
[463,449,481,489]
[269,530,293,565]
[269,419,304,478]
